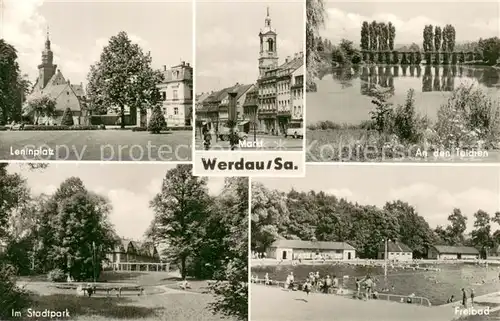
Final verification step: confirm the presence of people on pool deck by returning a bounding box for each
[324,275,332,293]
[447,295,455,303]
[264,273,270,285]
[470,288,475,305]
[363,275,374,300]
[303,279,311,295]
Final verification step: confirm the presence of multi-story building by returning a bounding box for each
[154,61,193,127]
[256,8,304,135]
[196,83,254,134]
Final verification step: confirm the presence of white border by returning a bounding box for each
[302,0,307,177]
[247,177,252,321]
[191,0,197,165]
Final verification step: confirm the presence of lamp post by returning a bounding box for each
[228,91,238,150]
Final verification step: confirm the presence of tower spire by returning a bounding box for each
[264,6,271,27]
[267,6,269,17]
[45,25,51,49]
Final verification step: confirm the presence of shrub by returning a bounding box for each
[147,105,167,134]
[369,86,394,133]
[0,126,6,131]
[392,89,427,144]
[132,127,148,132]
[61,108,74,126]
[0,264,30,320]
[47,268,66,283]
[434,85,500,149]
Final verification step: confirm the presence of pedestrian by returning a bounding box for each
[461,288,467,307]
[470,288,475,305]
[303,279,311,296]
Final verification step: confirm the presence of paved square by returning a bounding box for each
[0,130,192,161]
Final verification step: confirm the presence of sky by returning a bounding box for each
[1,0,192,87]
[196,0,304,93]
[321,1,500,46]
[8,163,225,241]
[254,165,500,232]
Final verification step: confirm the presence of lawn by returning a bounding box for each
[13,272,232,321]
[0,130,192,161]
[306,129,500,162]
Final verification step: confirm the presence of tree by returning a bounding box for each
[60,107,74,126]
[24,96,56,125]
[479,37,500,65]
[388,22,396,51]
[43,177,115,280]
[86,31,164,128]
[306,0,326,88]
[149,165,208,279]
[0,40,21,125]
[361,21,370,51]
[443,24,456,52]
[369,21,378,51]
[471,210,492,258]
[445,208,467,245]
[209,178,249,321]
[251,182,289,251]
[434,26,442,52]
[147,104,166,133]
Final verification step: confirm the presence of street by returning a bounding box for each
[195,134,303,151]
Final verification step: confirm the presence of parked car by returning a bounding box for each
[285,122,303,138]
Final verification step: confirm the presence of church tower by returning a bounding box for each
[38,27,57,89]
[258,7,279,78]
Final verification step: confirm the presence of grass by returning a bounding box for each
[0,130,192,161]
[13,272,232,321]
[306,129,500,162]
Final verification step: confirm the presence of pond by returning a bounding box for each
[307,65,500,125]
[252,262,500,305]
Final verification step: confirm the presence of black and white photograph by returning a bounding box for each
[195,0,305,151]
[306,0,500,163]
[0,0,193,161]
[250,165,500,321]
[0,163,248,321]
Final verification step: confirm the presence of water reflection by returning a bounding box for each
[330,65,500,97]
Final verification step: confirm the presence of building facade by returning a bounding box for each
[105,238,161,270]
[377,241,413,261]
[266,240,356,261]
[25,31,84,125]
[145,62,192,127]
[427,245,480,260]
[256,9,304,135]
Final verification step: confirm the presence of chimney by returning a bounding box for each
[67,80,70,85]
[285,57,288,63]
[228,91,237,122]
[300,51,303,58]
[181,61,185,66]
[163,65,167,71]
[186,62,190,67]
[294,52,298,59]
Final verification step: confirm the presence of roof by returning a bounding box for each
[161,63,192,82]
[71,84,85,97]
[278,56,303,72]
[196,93,211,105]
[270,240,356,251]
[114,238,159,257]
[378,241,412,253]
[432,245,479,255]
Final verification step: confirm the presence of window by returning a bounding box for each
[67,91,69,95]
[174,107,179,115]
[162,108,167,114]
[173,90,178,100]
[162,92,166,101]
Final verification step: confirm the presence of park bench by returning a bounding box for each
[79,285,144,297]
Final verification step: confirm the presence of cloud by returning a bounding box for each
[388,183,498,231]
[325,188,354,200]
[196,27,234,48]
[323,7,499,45]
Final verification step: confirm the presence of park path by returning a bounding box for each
[152,285,202,296]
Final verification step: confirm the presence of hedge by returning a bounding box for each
[0,126,7,131]
[22,125,101,131]
[90,115,132,126]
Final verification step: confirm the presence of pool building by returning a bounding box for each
[377,240,413,261]
[266,240,356,261]
[427,245,480,260]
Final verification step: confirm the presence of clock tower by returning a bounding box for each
[258,7,279,78]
